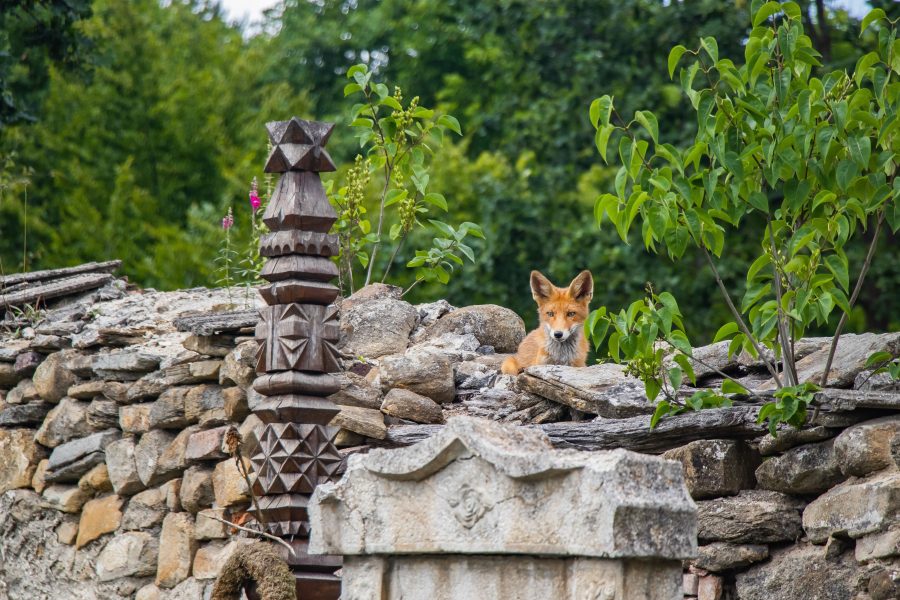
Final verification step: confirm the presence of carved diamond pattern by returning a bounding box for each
[256,303,341,374]
[251,423,342,495]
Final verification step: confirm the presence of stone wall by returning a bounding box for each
[1,277,899,600]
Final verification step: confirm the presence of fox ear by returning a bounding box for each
[568,270,593,302]
[530,271,554,302]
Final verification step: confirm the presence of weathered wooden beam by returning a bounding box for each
[383,406,771,454]
[0,260,121,289]
[0,273,115,310]
[173,310,259,336]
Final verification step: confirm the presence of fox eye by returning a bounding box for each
[546,311,555,317]
[566,311,576,317]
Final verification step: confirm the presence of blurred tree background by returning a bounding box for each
[0,0,897,339]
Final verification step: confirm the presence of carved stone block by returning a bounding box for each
[256,304,340,374]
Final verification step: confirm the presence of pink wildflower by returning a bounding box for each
[249,177,261,212]
[222,208,234,230]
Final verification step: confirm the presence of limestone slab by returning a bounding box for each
[310,416,696,560]
[802,469,900,542]
[519,363,653,418]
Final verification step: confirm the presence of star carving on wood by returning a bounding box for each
[256,303,341,374]
[265,117,336,173]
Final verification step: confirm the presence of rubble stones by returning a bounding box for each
[92,350,161,380]
[855,526,900,561]
[185,426,229,462]
[222,386,249,421]
[330,405,387,439]
[328,371,383,409]
[148,387,191,429]
[755,439,845,495]
[134,429,178,487]
[379,349,455,404]
[691,543,769,572]
[381,388,444,424]
[32,351,78,402]
[194,508,229,540]
[423,304,525,353]
[180,466,214,513]
[121,487,166,530]
[211,457,250,508]
[45,429,119,482]
[802,469,900,542]
[6,378,40,404]
[119,403,152,434]
[519,363,653,418]
[42,484,90,513]
[68,380,106,399]
[0,401,52,426]
[833,416,900,477]
[219,341,255,389]
[697,490,805,544]
[76,494,124,548]
[663,439,759,499]
[96,532,158,581]
[758,425,834,455]
[156,513,197,588]
[105,436,145,496]
[35,397,93,447]
[339,296,418,359]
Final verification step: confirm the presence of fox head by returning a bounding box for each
[530,270,594,342]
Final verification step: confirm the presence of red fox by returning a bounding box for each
[501,270,594,375]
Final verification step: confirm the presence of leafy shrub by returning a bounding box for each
[586,2,899,433]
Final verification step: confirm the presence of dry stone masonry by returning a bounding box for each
[0,267,899,599]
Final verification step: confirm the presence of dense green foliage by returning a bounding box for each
[1,0,897,342]
[587,1,900,431]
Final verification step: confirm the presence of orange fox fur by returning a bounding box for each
[501,270,593,375]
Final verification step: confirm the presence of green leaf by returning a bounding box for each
[713,322,740,343]
[384,188,408,206]
[591,95,614,128]
[379,96,402,110]
[847,135,871,169]
[865,351,893,368]
[722,379,749,395]
[437,115,462,135]
[700,37,719,63]
[428,219,455,237]
[674,353,696,385]
[855,52,881,85]
[836,159,857,191]
[861,8,886,35]
[595,124,615,163]
[650,401,672,429]
[669,330,692,355]
[747,191,769,212]
[423,193,448,211]
[343,83,362,97]
[668,45,688,78]
[668,367,683,391]
[753,1,782,27]
[824,253,849,292]
[635,111,659,144]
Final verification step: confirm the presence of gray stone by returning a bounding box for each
[409,299,454,342]
[42,483,91,513]
[855,526,900,561]
[148,386,192,429]
[735,541,866,600]
[126,371,168,402]
[14,350,43,376]
[222,386,249,421]
[379,349,455,404]
[5,378,39,404]
[195,508,229,540]
[219,341,256,389]
[330,405,387,439]
[135,429,179,487]
[519,363,653,418]
[85,398,119,429]
[0,428,46,493]
[381,388,444,424]
[340,296,418,359]
[328,371,383,409]
[180,466,215,513]
[691,542,769,573]
[92,350,161,380]
[32,350,78,402]
[35,397,94,447]
[802,468,900,543]
[44,452,107,484]
[755,439,846,495]
[46,429,120,479]
[101,381,131,403]
[106,437,145,497]
[697,490,805,544]
[184,426,229,462]
[0,361,20,387]
[0,401,52,426]
[340,282,402,310]
[855,369,900,392]
[310,416,696,559]
[461,387,566,424]
[156,426,199,477]
[833,415,900,477]
[758,425,835,456]
[410,332,482,363]
[67,380,105,399]
[662,439,759,499]
[121,486,166,530]
[423,304,525,353]
[95,531,158,581]
[182,333,235,357]
[184,384,225,421]
[454,360,496,389]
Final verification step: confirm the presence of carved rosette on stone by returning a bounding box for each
[251,117,343,598]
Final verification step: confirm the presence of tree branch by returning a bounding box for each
[197,513,295,558]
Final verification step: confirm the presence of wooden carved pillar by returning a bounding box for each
[251,117,343,599]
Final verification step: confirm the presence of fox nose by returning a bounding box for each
[553,331,564,339]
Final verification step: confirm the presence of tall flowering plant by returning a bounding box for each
[215,207,238,307]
